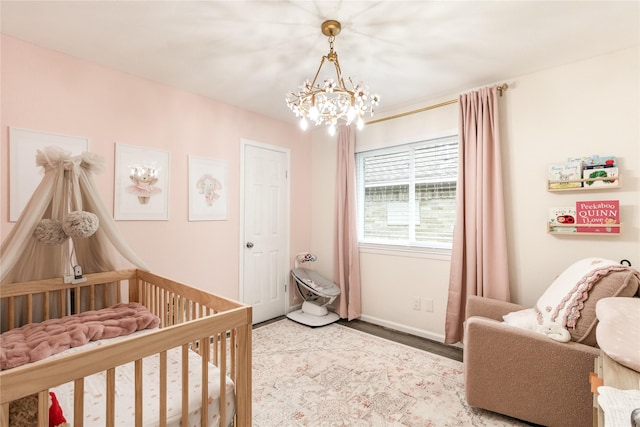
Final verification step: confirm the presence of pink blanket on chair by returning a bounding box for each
[0,302,160,370]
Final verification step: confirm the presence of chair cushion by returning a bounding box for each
[534,258,639,346]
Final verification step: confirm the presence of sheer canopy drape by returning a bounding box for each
[334,125,362,320]
[1,146,149,284]
[1,146,150,329]
[444,86,510,344]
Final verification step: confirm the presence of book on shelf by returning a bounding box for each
[549,207,577,232]
[548,161,583,189]
[566,155,595,168]
[583,167,619,188]
[584,155,616,168]
[567,155,616,169]
[575,200,620,233]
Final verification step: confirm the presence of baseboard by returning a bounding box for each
[287,303,302,312]
[359,314,453,346]
[287,310,463,349]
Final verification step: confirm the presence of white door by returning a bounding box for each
[241,141,289,324]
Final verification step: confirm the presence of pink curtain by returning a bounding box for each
[334,125,362,320]
[444,86,510,344]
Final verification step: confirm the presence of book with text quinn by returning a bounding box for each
[575,200,619,233]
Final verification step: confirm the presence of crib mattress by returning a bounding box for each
[51,333,235,427]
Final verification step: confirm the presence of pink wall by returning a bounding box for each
[1,35,313,300]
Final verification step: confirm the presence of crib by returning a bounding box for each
[0,269,252,427]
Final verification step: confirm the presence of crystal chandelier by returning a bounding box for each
[285,20,380,136]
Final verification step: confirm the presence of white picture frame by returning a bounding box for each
[9,127,89,221]
[188,156,228,221]
[114,143,170,221]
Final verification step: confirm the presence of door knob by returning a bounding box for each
[246,242,254,248]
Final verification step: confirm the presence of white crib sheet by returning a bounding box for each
[51,334,235,427]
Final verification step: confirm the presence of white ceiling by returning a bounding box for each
[2,1,639,125]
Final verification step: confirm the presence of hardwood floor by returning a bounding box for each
[254,316,463,362]
[337,318,463,362]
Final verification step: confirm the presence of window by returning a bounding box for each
[356,135,458,249]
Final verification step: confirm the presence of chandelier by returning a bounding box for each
[285,20,380,136]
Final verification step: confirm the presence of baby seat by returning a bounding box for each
[286,252,341,327]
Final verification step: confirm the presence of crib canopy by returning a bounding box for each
[1,146,149,284]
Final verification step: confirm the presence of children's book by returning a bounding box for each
[575,200,620,233]
[548,161,583,189]
[549,207,577,232]
[583,167,619,188]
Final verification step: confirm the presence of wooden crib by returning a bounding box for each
[0,269,252,427]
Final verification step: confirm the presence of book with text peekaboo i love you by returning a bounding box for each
[575,200,619,233]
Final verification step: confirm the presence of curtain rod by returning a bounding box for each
[366,83,508,126]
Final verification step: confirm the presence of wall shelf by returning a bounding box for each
[547,223,621,235]
[547,162,621,235]
[547,176,621,192]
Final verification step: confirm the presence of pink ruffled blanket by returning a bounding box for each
[535,258,639,328]
[0,302,160,370]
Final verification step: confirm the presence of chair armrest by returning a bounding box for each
[465,295,526,322]
[464,316,600,427]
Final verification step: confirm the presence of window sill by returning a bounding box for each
[358,243,452,261]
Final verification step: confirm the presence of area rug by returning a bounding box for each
[252,319,529,426]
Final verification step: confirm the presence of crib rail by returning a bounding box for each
[0,269,252,427]
[1,269,134,331]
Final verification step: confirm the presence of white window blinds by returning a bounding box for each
[356,135,458,249]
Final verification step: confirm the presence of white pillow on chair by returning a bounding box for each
[502,308,537,329]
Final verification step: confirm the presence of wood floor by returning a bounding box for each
[254,316,463,362]
[337,318,463,362]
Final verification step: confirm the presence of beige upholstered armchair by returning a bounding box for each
[463,265,640,427]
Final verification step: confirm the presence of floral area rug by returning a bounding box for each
[252,319,529,427]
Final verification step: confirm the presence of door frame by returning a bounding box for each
[239,138,291,319]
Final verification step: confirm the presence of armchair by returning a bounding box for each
[463,264,640,427]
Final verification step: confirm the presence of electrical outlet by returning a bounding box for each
[422,298,434,312]
[412,296,421,310]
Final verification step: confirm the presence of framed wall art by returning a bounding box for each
[188,156,228,221]
[114,143,170,220]
[9,127,89,221]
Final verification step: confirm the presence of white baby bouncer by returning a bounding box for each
[286,252,341,327]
